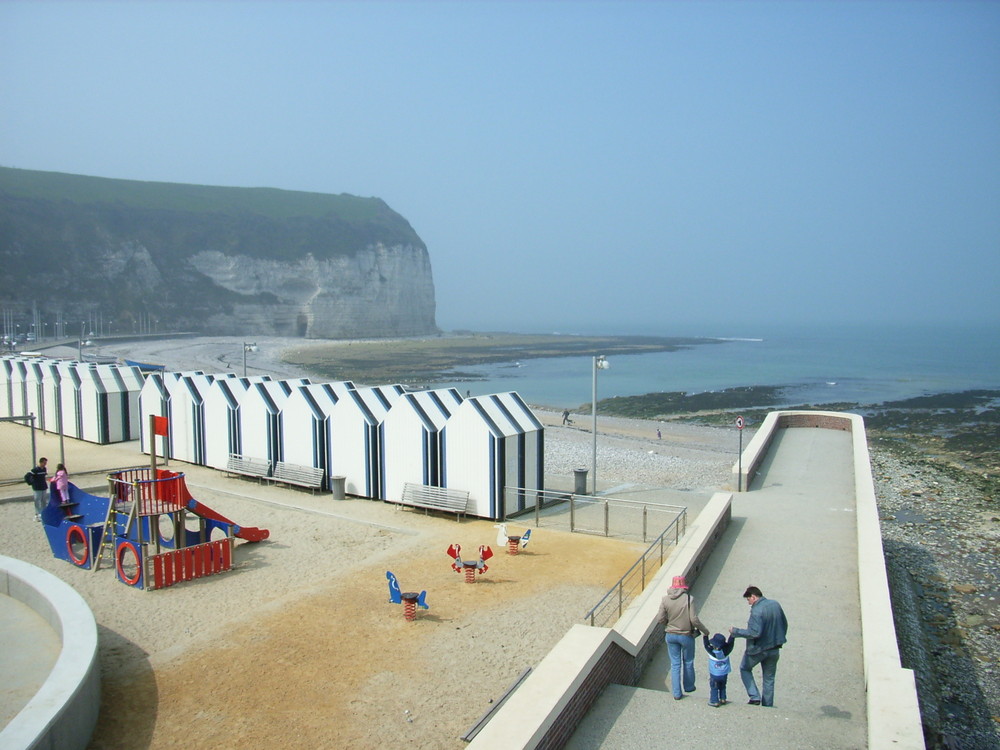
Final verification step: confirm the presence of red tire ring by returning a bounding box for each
[116,540,142,586]
[66,525,89,567]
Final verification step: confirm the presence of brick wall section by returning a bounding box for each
[776,413,853,431]
[535,642,634,750]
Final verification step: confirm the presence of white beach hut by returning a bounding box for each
[442,392,545,520]
[41,361,65,433]
[55,362,84,439]
[75,364,104,443]
[9,359,30,419]
[0,357,17,418]
[76,363,134,444]
[165,373,240,466]
[380,388,464,503]
[24,360,48,427]
[138,371,177,458]
[237,379,311,468]
[203,377,252,471]
[328,384,405,499]
[281,381,355,482]
[92,364,143,444]
[115,364,146,440]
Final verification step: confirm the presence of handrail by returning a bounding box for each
[583,507,687,627]
[505,486,685,543]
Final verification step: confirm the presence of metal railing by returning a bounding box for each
[506,487,685,544]
[582,508,688,628]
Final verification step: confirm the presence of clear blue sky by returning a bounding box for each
[2,1,998,336]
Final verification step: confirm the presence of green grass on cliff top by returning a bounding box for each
[0,165,396,222]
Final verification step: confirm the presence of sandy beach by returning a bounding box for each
[3,336,737,749]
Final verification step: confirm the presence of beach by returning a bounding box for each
[4,336,737,749]
[7,335,998,748]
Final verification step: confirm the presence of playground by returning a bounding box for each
[1,424,655,749]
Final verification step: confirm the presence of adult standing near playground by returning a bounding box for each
[25,456,48,521]
[730,585,788,707]
[656,575,710,700]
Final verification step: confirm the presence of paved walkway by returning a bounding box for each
[566,427,869,750]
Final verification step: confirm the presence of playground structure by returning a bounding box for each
[385,571,429,621]
[41,467,269,590]
[446,543,493,583]
[494,523,532,555]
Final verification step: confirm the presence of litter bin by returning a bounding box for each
[330,475,346,500]
[573,468,588,496]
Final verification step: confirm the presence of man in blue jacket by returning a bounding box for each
[730,585,788,707]
[25,456,48,521]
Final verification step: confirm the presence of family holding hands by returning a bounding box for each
[657,576,788,708]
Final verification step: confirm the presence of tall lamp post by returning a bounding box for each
[243,342,258,377]
[591,354,609,494]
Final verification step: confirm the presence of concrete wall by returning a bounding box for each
[467,492,733,749]
[0,555,100,750]
[733,410,923,749]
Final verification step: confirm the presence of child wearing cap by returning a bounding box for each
[703,632,735,707]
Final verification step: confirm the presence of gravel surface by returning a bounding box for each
[871,445,1000,749]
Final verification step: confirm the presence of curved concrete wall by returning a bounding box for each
[0,555,100,750]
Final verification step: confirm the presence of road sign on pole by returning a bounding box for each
[735,416,745,491]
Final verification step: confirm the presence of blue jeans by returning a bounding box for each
[709,674,728,704]
[33,489,48,516]
[665,633,696,698]
[740,647,780,706]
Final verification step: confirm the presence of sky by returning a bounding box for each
[1,1,998,337]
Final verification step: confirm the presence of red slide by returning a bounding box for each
[185,498,270,542]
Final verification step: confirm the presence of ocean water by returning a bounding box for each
[436,321,1000,409]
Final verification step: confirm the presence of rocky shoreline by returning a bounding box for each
[871,444,1000,749]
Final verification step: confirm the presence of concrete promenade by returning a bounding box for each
[565,426,869,749]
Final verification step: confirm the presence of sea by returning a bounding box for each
[435,321,1000,410]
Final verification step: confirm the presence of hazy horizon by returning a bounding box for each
[2,2,997,334]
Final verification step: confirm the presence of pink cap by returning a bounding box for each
[672,576,688,589]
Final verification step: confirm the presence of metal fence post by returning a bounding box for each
[604,499,609,537]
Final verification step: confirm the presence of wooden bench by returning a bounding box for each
[226,454,272,482]
[269,461,325,492]
[399,482,470,521]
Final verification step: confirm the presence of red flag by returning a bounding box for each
[153,416,169,436]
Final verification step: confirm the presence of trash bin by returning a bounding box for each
[330,475,346,500]
[573,467,588,496]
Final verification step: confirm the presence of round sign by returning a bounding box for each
[735,416,745,430]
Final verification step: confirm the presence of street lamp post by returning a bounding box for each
[591,355,609,494]
[243,342,258,377]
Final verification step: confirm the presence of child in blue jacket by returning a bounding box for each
[703,632,735,707]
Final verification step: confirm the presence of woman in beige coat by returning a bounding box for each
[656,575,710,699]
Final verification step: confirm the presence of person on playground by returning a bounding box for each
[25,457,48,521]
[52,463,70,504]
[730,585,788,706]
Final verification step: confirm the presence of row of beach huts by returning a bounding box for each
[1,354,545,521]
